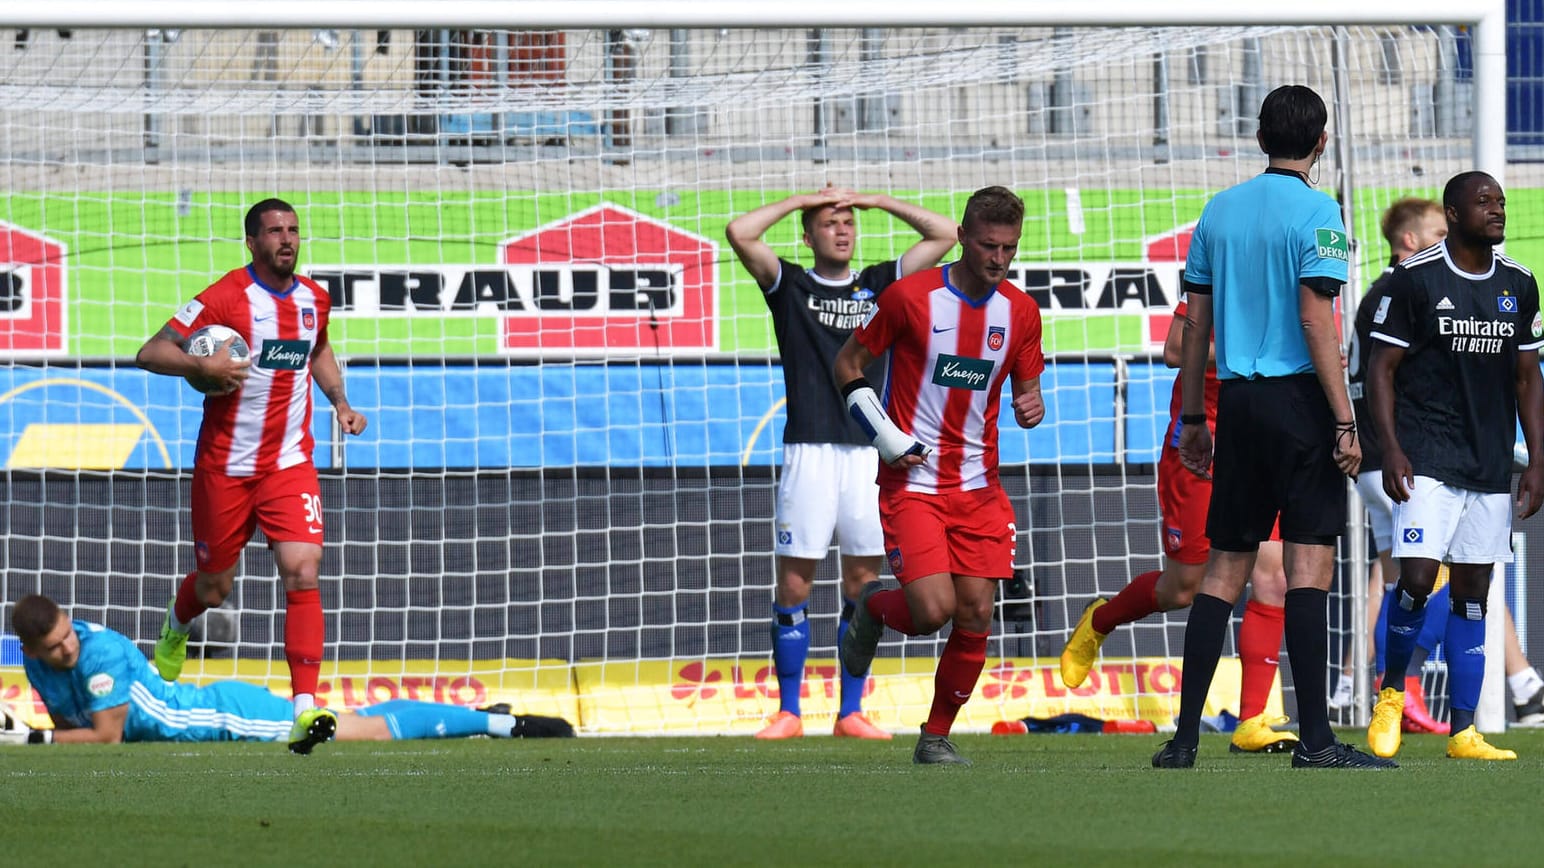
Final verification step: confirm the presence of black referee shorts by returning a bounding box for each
[1206,373,1346,550]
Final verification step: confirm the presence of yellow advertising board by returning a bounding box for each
[574,656,1277,735]
[2,656,1278,736]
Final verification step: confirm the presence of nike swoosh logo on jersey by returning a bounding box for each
[253,314,274,322]
[931,325,955,333]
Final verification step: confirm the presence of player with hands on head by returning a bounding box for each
[834,185,1045,765]
[1364,171,1544,761]
[3,594,573,749]
[726,184,956,740]
[134,198,367,754]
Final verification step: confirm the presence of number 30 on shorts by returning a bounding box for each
[301,492,323,533]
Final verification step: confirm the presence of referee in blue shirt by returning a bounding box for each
[1153,85,1393,769]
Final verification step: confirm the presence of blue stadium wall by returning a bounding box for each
[0,360,1177,469]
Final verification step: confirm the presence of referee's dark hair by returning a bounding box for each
[1257,85,1327,161]
[1442,170,1494,211]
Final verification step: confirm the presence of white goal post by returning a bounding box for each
[0,1,1511,736]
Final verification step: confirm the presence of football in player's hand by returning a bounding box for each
[184,325,251,395]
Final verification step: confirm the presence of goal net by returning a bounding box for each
[0,12,1507,734]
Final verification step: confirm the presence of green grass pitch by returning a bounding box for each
[3,728,1541,866]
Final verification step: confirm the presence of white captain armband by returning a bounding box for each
[841,379,928,464]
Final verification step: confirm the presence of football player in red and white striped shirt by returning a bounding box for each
[135,199,367,753]
[834,186,1045,765]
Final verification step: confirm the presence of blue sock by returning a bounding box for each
[355,699,490,740]
[1446,598,1487,733]
[837,598,865,718]
[1381,588,1427,692]
[772,603,810,716]
[1375,584,1395,676]
[1416,585,1449,656]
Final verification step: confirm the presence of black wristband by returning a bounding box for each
[1179,413,1205,425]
[839,378,870,399]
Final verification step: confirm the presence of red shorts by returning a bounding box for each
[1157,441,1278,566]
[879,486,1017,583]
[191,462,324,572]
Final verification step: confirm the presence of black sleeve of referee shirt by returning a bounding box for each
[1182,279,1211,296]
[1301,276,1343,298]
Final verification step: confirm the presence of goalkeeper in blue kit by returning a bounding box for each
[2,594,573,748]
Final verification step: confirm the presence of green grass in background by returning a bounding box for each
[4,729,1540,866]
[12,187,1544,358]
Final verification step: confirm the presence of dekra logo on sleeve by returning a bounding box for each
[1315,229,1348,262]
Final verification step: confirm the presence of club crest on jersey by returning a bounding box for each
[987,325,1005,351]
[1404,527,1424,544]
[1498,295,1518,314]
[851,288,874,301]
[887,547,904,575]
[302,307,316,329]
[931,353,993,391]
[1166,525,1182,552]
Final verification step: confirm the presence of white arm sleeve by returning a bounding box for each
[842,381,927,464]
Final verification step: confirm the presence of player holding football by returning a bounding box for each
[835,185,1044,765]
[726,186,956,740]
[1365,171,1544,761]
[2,594,573,747]
[134,199,367,754]
[1060,298,1298,754]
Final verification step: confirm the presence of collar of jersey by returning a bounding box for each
[943,263,998,308]
[1436,240,1497,281]
[807,266,857,287]
[1262,165,1311,186]
[246,264,300,297]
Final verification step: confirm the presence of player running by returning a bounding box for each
[134,199,367,753]
[835,185,1045,765]
[726,186,956,740]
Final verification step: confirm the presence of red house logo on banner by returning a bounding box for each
[0,222,68,357]
[1144,223,1194,347]
[500,204,717,355]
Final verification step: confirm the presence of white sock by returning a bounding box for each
[486,713,517,737]
[167,606,193,634]
[1329,672,1353,706]
[1508,668,1544,703]
[293,693,316,717]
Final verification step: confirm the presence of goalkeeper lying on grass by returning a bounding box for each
[2,594,573,750]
